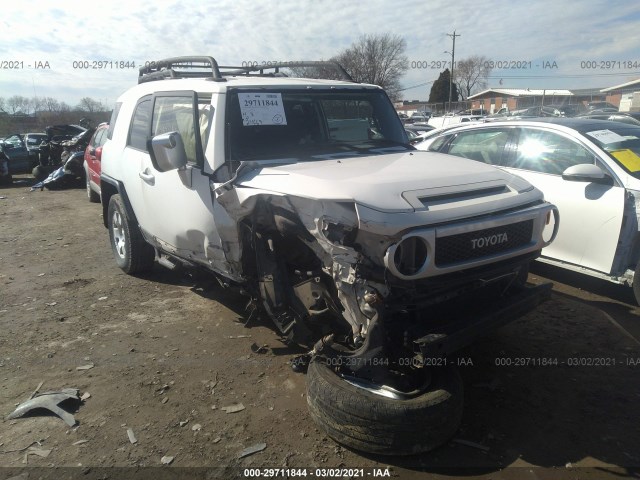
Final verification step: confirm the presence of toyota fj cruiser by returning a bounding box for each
[100,57,559,455]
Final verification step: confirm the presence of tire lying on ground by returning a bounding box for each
[306,359,463,455]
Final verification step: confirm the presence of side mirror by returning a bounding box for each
[148,132,188,172]
[562,163,612,185]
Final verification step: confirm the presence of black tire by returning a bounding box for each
[32,165,49,182]
[107,195,154,274]
[306,360,463,455]
[85,168,100,203]
[633,263,640,306]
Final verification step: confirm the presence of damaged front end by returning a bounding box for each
[219,189,377,347]
[214,168,558,393]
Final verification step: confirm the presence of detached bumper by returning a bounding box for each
[413,282,553,358]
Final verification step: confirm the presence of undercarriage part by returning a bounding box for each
[312,309,427,394]
[254,231,302,339]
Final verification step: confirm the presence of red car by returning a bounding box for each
[83,122,108,202]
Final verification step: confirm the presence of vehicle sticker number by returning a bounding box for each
[586,129,627,144]
[238,93,287,126]
[610,149,640,172]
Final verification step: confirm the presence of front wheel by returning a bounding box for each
[306,360,463,455]
[108,195,154,274]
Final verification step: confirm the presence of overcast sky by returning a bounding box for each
[2,0,640,107]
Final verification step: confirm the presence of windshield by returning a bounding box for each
[581,123,640,179]
[226,89,410,162]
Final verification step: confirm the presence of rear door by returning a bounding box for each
[86,127,107,185]
[2,135,30,173]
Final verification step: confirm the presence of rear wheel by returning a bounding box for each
[108,195,154,274]
[306,359,463,455]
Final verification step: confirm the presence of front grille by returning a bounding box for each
[435,220,533,267]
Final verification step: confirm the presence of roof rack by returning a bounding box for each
[138,56,224,84]
[138,57,354,84]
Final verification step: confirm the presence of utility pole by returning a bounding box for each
[446,30,461,113]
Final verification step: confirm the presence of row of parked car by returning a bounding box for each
[0,123,107,201]
[1,126,79,183]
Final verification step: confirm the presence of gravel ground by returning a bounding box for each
[1,178,639,480]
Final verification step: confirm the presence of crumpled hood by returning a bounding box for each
[236,150,531,212]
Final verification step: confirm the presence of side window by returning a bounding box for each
[445,129,510,165]
[127,98,151,151]
[96,129,108,148]
[107,102,122,140]
[91,129,104,147]
[509,128,596,174]
[198,98,214,153]
[151,95,211,167]
[427,135,451,152]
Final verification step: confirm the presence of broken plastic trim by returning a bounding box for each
[6,389,80,427]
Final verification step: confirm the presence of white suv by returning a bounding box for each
[100,57,558,455]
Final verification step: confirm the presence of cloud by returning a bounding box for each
[1,0,639,103]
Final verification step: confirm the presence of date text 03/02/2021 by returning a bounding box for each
[243,467,392,477]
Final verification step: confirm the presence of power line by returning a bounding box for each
[398,81,435,92]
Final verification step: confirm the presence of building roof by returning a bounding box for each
[468,88,574,99]
[601,78,640,92]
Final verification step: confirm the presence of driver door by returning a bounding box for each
[122,91,219,265]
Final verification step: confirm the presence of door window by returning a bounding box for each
[151,95,212,167]
[127,98,151,151]
[509,128,596,174]
[445,129,510,165]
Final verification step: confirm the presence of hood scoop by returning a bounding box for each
[403,179,513,211]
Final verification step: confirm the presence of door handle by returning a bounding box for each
[139,169,155,185]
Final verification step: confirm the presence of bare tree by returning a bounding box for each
[334,33,409,101]
[77,97,104,113]
[42,96,61,112]
[285,62,348,81]
[0,97,6,113]
[6,95,30,115]
[454,55,492,100]
[30,96,44,114]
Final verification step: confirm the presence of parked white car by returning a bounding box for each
[427,114,484,129]
[416,118,640,303]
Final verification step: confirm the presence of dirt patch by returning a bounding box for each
[1,179,639,479]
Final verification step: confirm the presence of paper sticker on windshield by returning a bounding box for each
[238,93,287,126]
[610,149,640,172]
[585,129,626,144]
